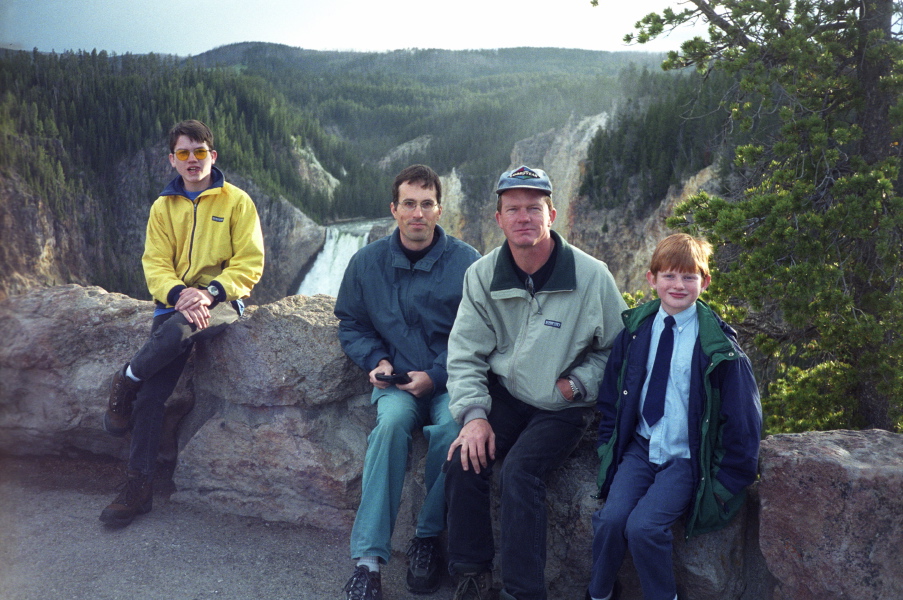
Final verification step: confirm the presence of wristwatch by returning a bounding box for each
[567,377,583,401]
[207,285,220,298]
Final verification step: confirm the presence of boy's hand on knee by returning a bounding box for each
[175,288,213,329]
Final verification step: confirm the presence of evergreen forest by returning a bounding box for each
[580,65,767,214]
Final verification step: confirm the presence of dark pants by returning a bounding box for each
[445,382,592,600]
[127,302,239,475]
[590,434,694,600]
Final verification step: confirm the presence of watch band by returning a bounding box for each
[567,377,582,401]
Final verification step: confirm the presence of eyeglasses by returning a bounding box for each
[396,200,438,213]
[173,148,211,161]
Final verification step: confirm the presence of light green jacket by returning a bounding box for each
[447,231,627,422]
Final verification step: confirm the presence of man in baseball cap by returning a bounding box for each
[444,164,627,599]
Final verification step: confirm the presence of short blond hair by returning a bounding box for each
[649,234,712,278]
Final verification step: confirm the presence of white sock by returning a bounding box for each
[125,364,140,382]
[356,556,380,573]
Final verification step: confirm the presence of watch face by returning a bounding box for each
[209,286,219,296]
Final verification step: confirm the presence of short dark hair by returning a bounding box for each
[392,164,442,205]
[168,120,214,153]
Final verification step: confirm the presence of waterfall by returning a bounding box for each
[296,219,389,297]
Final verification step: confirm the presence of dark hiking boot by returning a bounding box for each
[103,363,140,437]
[343,565,382,600]
[99,471,153,527]
[452,569,496,600]
[405,536,442,594]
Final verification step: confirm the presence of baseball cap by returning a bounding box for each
[495,166,553,196]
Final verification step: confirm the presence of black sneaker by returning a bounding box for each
[405,536,442,594]
[103,363,141,437]
[343,565,382,600]
[99,471,153,527]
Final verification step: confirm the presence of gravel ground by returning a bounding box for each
[0,454,458,600]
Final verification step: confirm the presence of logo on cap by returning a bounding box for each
[510,166,541,180]
[495,165,552,196]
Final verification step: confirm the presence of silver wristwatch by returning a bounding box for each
[567,377,582,401]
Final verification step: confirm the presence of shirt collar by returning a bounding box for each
[657,302,698,330]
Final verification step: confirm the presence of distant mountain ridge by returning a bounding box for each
[192,42,664,81]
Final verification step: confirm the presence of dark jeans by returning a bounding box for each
[127,302,239,475]
[590,434,694,600]
[445,382,592,600]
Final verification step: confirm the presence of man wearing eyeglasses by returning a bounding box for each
[443,166,626,600]
[99,119,264,528]
[334,165,480,600]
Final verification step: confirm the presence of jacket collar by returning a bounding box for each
[389,224,448,271]
[160,165,226,198]
[490,230,576,293]
[624,298,739,358]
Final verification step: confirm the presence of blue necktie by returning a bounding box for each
[643,315,676,427]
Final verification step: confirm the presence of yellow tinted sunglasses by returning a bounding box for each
[173,148,211,161]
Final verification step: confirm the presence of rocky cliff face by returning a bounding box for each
[437,112,706,295]
[0,171,90,301]
[3,285,902,600]
[569,166,719,293]
[225,173,326,304]
[437,114,613,255]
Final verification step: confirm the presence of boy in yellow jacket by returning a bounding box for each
[100,119,264,527]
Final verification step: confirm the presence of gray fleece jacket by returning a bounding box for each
[447,231,627,423]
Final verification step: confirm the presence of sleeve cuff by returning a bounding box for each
[370,356,392,371]
[167,285,187,307]
[462,406,489,425]
[425,367,447,390]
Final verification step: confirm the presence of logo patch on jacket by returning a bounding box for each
[544,319,562,328]
[211,216,224,222]
[510,166,541,180]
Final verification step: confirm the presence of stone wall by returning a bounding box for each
[1,285,901,600]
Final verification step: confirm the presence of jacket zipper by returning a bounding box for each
[181,198,199,281]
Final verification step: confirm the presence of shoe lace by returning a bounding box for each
[453,573,487,600]
[343,566,380,600]
[110,378,128,412]
[406,537,436,572]
[110,372,137,413]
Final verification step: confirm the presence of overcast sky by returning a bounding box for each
[1,0,705,56]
